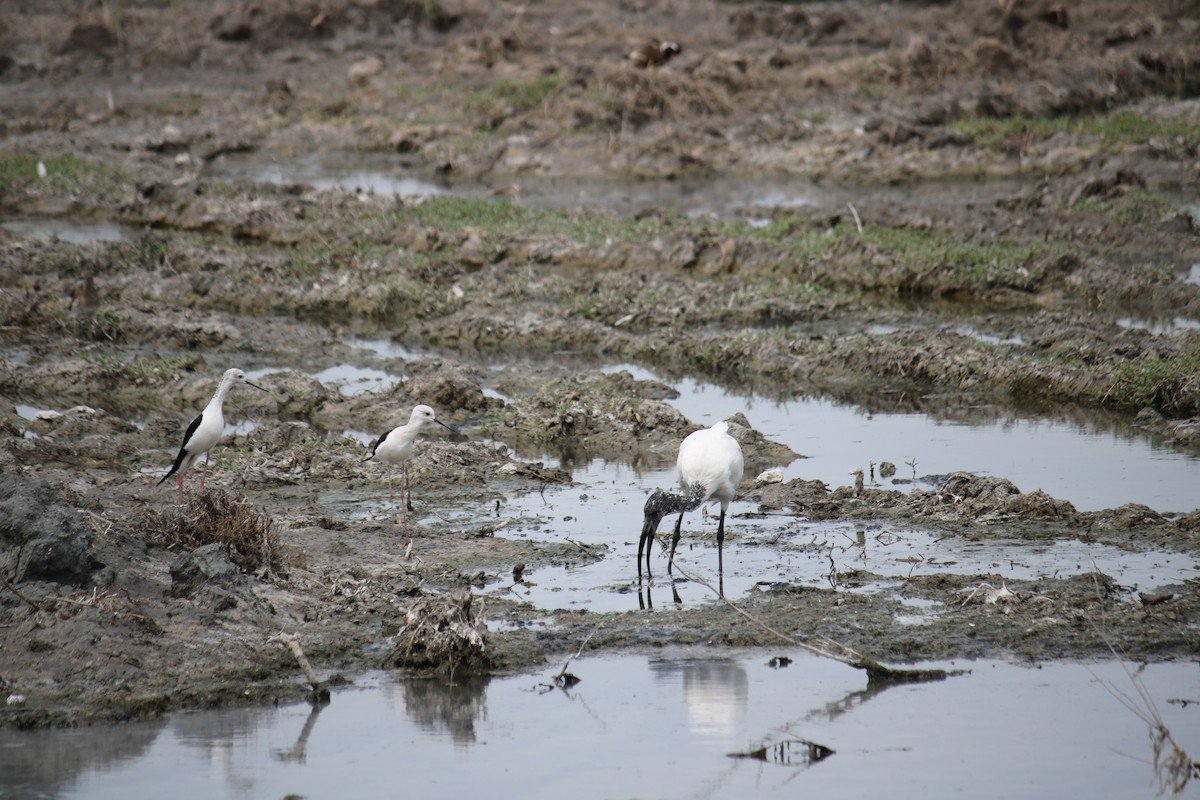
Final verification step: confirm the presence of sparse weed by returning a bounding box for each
[144,489,280,574]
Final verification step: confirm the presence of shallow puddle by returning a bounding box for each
[257,349,1200,516]
[205,152,1029,219]
[2,652,1194,800]
[487,457,1199,615]
[206,153,456,199]
[1119,314,1200,333]
[0,218,133,244]
[610,367,1200,514]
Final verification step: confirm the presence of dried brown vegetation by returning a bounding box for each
[387,589,491,677]
[143,490,280,575]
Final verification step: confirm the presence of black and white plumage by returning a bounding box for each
[362,404,455,548]
[638,420,745,580]
[628,38,682,68]
[158,368,267,503]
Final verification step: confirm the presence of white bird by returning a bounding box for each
[362,404,455,549]
[159,368,268,503]
[638,420,744,581]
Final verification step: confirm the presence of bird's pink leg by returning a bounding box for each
[177,454,193,504]
[388,471,397,548]
[199,451,210,491]
[400,465,410,548]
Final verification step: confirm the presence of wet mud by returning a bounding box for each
[2,0,1199,727]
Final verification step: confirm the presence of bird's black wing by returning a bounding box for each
[362,429,390,462]
[158,413,203,485]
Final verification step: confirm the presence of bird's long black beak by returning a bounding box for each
[638,503,665,579]
[246,380,269,393]
[435,418,457,434]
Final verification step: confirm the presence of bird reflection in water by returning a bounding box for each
[649,656,749,738]
[638,581,683,610]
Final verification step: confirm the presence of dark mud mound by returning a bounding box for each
[0,474,94,586]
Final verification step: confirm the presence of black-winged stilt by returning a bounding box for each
[158,368,268,502]
[362,404,455,550]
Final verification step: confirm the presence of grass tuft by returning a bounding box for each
[145,489,281,574]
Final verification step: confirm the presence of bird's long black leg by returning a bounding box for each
[717,510,728,596]
[667,511,684,575]
[405,466,414,513]
[637,529,649,580]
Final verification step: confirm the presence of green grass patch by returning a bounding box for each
[393,196,670,245]
[1074,186,1176,228]
[469,74,562,122]
[864,225,1057,286]
[0,153,127,198]
[755,220,1065,290]
[1107,350,1200,415]
[950,109,1200,151]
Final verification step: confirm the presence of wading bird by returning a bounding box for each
[362,404,455,549]
[638,420,744,583]
[628,38,682,68]
[159,368,268,503]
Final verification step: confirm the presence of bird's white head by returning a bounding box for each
[409,404,456,434]
[222,368,268,394]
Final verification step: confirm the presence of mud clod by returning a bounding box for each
[388,589,491,677]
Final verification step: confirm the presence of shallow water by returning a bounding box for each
[0,218,133,244]
[652,372,1200,515]
[1119,314,1200,333]
[251,343,1200,515]
[2,652,1194,800]
[291,352,1200,613]
[204,152,1028,220]
[487,456,1199,615]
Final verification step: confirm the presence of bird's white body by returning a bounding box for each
[366,404,448,467]
[364,404,455,548]
[638,420,745,581]
[159,368,267,501]
[677,421,744,517]
[186,383,231,459]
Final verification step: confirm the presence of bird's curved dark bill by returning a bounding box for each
[435,419,457,433]
[246,380,269,393]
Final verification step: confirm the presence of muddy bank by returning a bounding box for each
[2,0,1200,728]
[2,360,1198,728]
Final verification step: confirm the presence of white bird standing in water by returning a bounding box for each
[159,368,268,503]
[362,404,455,550]
[638,420,744,583]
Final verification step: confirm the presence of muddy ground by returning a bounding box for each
[1,0,1200,727]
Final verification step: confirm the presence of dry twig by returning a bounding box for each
[270,632,330,704]
[554,622,604,688]
[0,572,39,611]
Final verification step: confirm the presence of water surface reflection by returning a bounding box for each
[2,653,1194,800]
